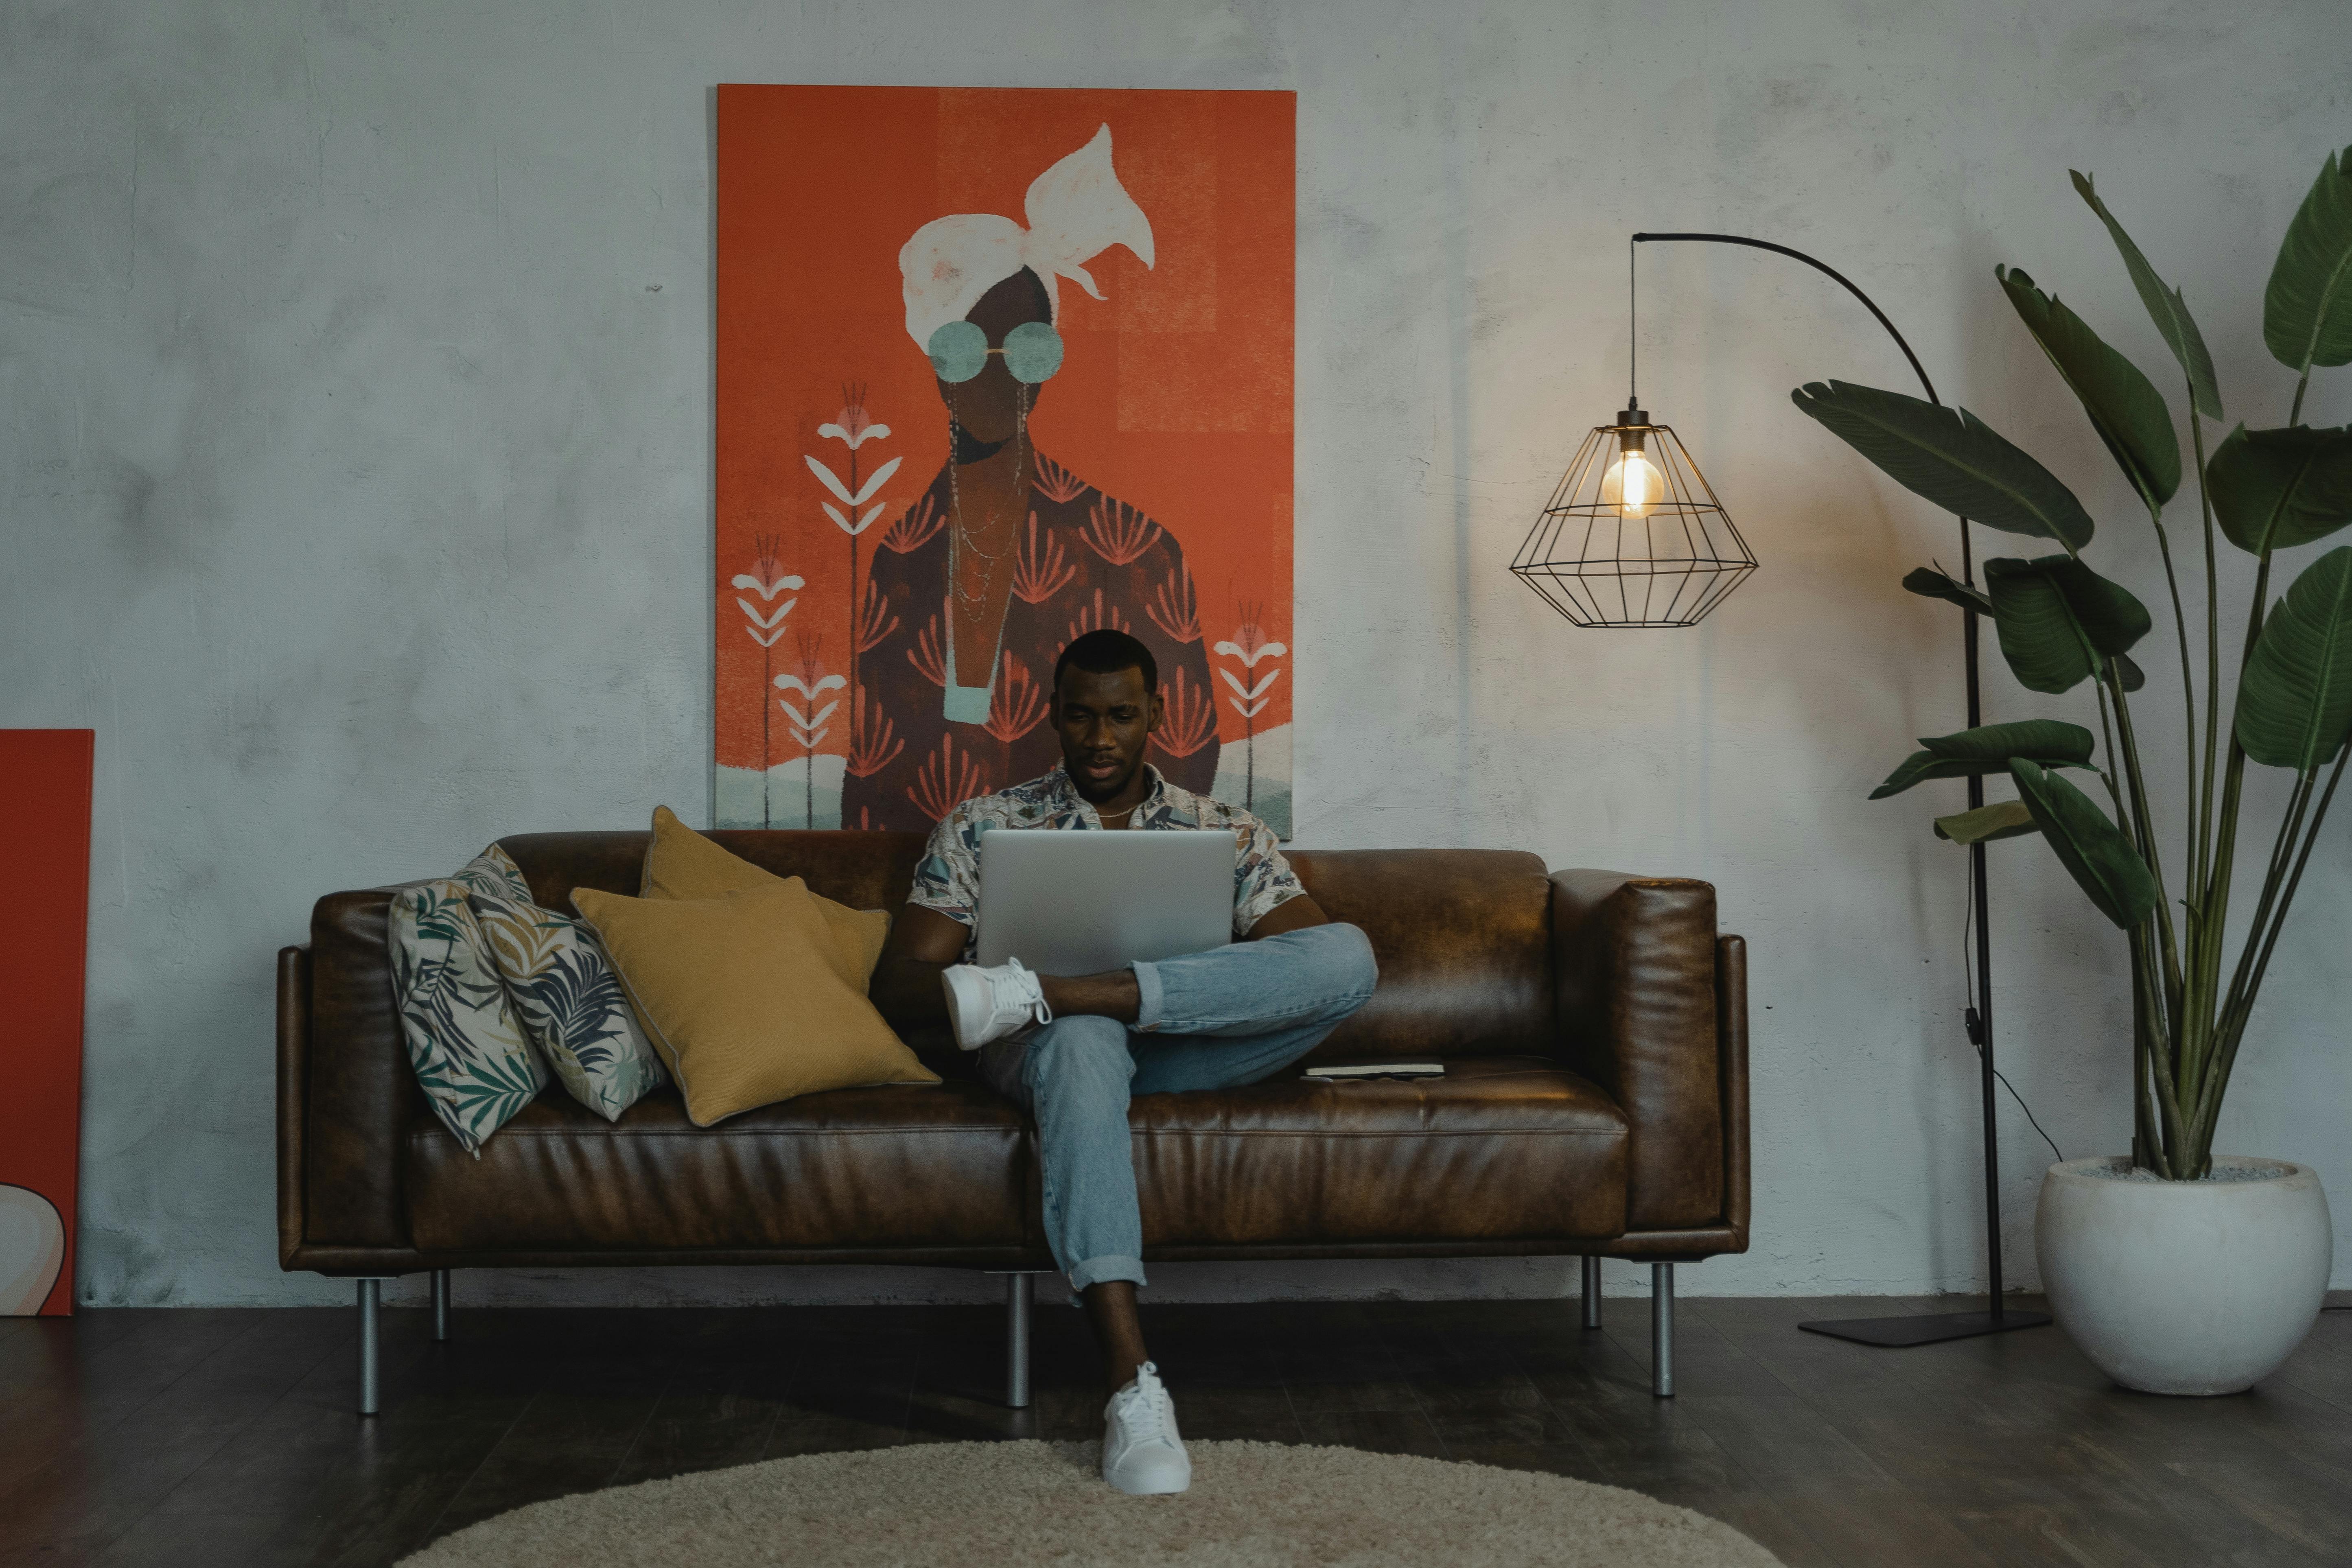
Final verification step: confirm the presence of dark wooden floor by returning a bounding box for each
[3,1292,2350,1567]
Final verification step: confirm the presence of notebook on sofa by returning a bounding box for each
[1302,1061,1445,1080]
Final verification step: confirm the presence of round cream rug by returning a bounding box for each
[400,1439,1783,1567]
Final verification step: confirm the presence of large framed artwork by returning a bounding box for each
[715,86,1295,835]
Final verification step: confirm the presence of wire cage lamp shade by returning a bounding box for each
[1510,405,1757,628]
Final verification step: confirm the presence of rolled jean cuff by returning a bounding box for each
[1130,960,1166,1032]
[1068,1253,1147,1292]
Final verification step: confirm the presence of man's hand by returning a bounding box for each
[870,903,973,1027]
[1243,893,1330,940]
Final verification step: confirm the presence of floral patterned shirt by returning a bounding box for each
[910,763,1304,956]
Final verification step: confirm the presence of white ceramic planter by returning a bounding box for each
[2035,1156,2333,1395]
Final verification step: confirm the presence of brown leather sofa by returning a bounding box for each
[278,831,1748,1413]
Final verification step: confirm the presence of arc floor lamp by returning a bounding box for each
[1512,231,2050,1347]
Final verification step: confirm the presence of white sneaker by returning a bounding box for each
[940,958,1051,1052]
[1101,1361,1190,1495]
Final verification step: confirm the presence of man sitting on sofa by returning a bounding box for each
[871,628,1377,1496]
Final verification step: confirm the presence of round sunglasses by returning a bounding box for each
[926,319,1065,385]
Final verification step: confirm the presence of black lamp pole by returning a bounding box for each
[1630,232,2050,1346]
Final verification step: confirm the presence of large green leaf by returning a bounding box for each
[2264,145,2352,371]
[1984,555,2153,693]
[1871,718,2098,799]
[1919,718,2097,763]
[2010,759,2159,928]
[1901,565,1992,616]
[2236,546,2352,773]
[1934,800,2042,844]
[1791,381,2095,549]
[1998,264,2181,507]
[2208,423,2352,554]
[2072,171,2223,420]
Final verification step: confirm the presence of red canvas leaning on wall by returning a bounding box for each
[715,85,1296,836]
[0,730,93,1316]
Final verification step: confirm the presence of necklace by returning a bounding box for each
[945,398,1029,673]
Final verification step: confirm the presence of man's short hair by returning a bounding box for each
[1054,628,1158,696]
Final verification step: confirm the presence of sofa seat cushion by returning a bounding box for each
[1126,1056,1628,1249]
[407,1081,1025,1252]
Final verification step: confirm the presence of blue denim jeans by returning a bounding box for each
[979,921,1378,1291]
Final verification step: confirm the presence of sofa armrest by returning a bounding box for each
[1716,932,1750,1251]
[1550,871,1737,1234]
[276,945,311,1268]
[287,884,436,1258]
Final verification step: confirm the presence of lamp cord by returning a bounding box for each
[1961,868,2064,1167]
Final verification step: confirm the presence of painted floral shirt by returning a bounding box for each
[838,449,1221,831]
[910,763,1304,957]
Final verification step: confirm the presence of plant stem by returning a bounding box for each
[2103,665,2184,1016]
[2215,767,2312,1042]
[2144,502,2201,878]
[2092,682,2132,818]
[2191,404,2221,914]
[2132,922,2190,1168]
[2191,550,2273,1109]
[2289,364,2312,426]
[2190,739,2350,1165]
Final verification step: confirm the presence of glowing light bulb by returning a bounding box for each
[1601,446,1665,517]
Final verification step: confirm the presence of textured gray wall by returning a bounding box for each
[4,0,2347,1307]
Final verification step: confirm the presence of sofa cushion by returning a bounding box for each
[407,1080,1026,1252]
[1289,850,1557,1062]
[1128,1056,1628,1248]
[471,890,668,1123]
[572,882,937,1127]
[640,806,893,984]
[388,875,549,1159]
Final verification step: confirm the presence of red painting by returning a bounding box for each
[0,730,92,1316]
[715,87,1295,833]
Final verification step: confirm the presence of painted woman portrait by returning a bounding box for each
[715,89,1293,835]
[842,127,1221,828]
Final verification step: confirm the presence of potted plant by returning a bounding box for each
[1793,147,2350,1393]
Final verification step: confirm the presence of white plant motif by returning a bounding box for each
[805,452,904,537]
[812,387,900,785]
[1215,606,1287,810]
[1213,634,1286,719]
[777,632,849,829]
[819,413,891,449]
[732,558,804,649]
[776,671,847,748]
[739,534,804,827]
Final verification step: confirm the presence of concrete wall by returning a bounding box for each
[6,0,2347,1308]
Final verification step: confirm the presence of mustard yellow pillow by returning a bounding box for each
[641,805,890,985]
[571,881,936,1127]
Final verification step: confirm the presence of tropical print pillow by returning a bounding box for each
[455,843,535,902]
[388,878,548,1157]
[471,891,667,1121]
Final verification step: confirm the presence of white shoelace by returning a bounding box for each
[992,958,1052,1029]
[1115,1362,1177,1447]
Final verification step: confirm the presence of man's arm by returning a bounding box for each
[1243,893,1330,940]
[870,903,973,1028]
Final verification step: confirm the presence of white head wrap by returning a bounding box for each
[899,124,1156,351]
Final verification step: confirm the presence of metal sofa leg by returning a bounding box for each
[1651,1262,1676,1398]
[356,1279,382,1416]
[1005,1273,1034,1409]
[1581,1256,1602,1330]
[432,1268,451,1342]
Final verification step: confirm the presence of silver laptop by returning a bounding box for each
[974,829,1234,974]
